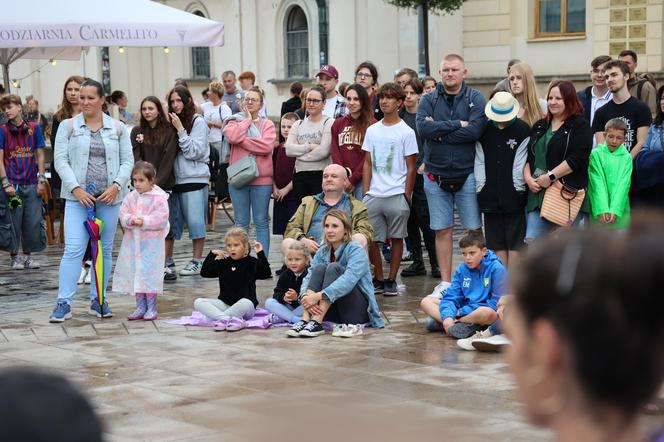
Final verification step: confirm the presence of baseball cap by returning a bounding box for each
[315,65,339,80]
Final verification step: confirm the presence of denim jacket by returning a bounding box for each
[300,240,385,328]
[54,113,133,202]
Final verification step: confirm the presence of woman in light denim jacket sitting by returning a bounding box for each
[287,209,384,338]
[50,79,133,323]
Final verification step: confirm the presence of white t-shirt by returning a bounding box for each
[362,119,418,197]
[202,101,232,143]
[323,94,342,118]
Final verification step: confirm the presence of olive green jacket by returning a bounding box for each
[284,192,373,244]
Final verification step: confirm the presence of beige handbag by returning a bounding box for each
[540,180,585,227]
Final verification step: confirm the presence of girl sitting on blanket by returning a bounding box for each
[265,241,310,324]
[194,228,272,331]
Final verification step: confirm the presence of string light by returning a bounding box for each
[163,47,170,54]
[118,46,125,54]
[11,79,20,88]
[49,58,57,66]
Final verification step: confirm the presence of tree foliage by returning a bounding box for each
[385,0,464,15]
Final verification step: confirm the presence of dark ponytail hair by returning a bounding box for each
[512,217,664,417]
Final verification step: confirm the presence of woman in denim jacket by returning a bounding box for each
[50,79,133,323]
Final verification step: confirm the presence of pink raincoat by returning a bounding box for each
[112,185,170,295]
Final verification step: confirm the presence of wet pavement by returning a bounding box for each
[0,211,658,441]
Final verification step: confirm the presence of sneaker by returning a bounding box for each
[164,267,177,282]
[23,256,40,269]
[179,260,202,276]
[49,301,72,323]
[89,299,114,318]
[383,279,398,296]
[332,324,364,338]
[287,320,307,337]
[213,318,230,331]
[10,256,24,270]
[456,329,493,351]
[402,252,413,262]
[373,278,384,294]
[225,317,247,332]
[472,334,512,352]
[84,269,92,284]
[447,323,482,339]
[166,258,175,269]
[428,280,450,299]
[401,261,426,277]
[424,317,444,332]
[299,320,325,337]
[268,313,286,325]
[77,267,88,285]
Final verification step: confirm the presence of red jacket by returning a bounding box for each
[330,114,374,187]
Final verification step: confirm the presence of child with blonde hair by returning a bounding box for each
[113,161,170,321]
[194,227,272,331]
[265,241,309,323]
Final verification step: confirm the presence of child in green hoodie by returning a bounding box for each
[588,118,633,229]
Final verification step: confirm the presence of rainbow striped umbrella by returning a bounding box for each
[83,184,105,311]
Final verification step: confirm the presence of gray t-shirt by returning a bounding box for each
[86,129,108,194]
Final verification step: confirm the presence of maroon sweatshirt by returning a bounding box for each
[330,114,374,187]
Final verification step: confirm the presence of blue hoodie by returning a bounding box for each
[439,250,507,320]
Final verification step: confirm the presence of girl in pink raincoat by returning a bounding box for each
[112,161,169,320]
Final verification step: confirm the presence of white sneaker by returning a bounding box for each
[77,267,87,284]
[84,268,92,284]
[456,329,493,351]
[179,260,202,276]
[472,334,511,352]
[23,256,40,269]
[10,256,25,270]
[332,324,364,338]
[427,280,451,299]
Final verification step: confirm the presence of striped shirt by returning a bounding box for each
[0,121,45,185]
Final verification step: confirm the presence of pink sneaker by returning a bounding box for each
[213,318,230,332]
[225,317,247,332]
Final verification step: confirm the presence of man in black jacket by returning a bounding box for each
[576,55,612,127]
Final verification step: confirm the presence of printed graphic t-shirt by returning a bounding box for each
[362,119,418,197]
[592,97,652,152]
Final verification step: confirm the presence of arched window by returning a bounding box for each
[286,6,309,78]
[191,10,211,78]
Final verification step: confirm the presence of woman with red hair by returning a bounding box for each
[523,80,592,241]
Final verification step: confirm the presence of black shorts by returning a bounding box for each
[483,212,526,251]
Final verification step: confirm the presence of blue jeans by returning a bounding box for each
[0,184,46,253]
[525,209,586,242]
[228,184,272,254]
[423,173,481,230]
[264,298,304,323]
[57,200,121,304]
[169,187,208,240]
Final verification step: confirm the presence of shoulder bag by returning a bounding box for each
[227,154,258,188]
[540,127,585,226]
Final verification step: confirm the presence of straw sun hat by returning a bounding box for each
[484,91,519,122]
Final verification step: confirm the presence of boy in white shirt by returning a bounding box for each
[362,83,418,296]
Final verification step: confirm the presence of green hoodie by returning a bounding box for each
[588,142,632,228]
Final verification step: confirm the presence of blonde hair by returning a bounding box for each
[208,81,224,98]
[287,241,311,262]
[224,227,250,256]
[509,63,545,127]
[323,209,353,245]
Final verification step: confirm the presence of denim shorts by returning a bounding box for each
[169,187,208,240]
[423,173,481,230]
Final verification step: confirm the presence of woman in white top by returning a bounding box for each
[509,62,547,127]
[202,81,232,199]
[285,85,334,202]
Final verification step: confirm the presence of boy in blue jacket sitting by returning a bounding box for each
[420,230,506,339]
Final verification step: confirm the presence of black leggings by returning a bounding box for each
[307,263,370,324]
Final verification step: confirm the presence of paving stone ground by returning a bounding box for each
[0,211,660,441]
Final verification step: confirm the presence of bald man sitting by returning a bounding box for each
[282,164,372,256]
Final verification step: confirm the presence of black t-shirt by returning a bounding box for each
[592,96,652,152]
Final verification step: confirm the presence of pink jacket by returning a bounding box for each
[112,186,170,295]
[223,118,276,186]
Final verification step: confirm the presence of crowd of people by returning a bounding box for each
[0,48,663,439]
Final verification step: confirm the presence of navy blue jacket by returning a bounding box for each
[576,86,592,124]
[416,82,487,178]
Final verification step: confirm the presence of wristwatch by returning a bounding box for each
[112,182,122,192]
[547,172,557,182]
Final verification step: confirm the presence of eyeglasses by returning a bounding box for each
[355,72,372,79]
[244,98,260,103]
[306,98,323,104]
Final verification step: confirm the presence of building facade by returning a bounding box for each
[6,0,663,117]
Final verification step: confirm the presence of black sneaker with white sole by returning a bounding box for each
[383,279,398,296]
[286,320,307,337]
[298,320,325,337]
